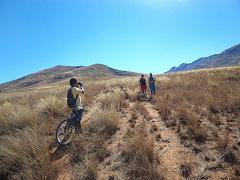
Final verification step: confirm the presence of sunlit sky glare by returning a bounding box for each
[0,0,240,83]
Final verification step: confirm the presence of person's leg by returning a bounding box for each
[142,85,145,93]
[150,84,153,95]
[142,85,146,100]
[153,84,156,94]
[73,109,83,134]
[141,85,145,93]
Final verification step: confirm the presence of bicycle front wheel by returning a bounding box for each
[56,119,75,145]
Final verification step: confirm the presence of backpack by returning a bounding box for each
[67,87,79,108]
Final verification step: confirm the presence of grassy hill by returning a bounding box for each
[0,66,239,179]
[0,64,138,91]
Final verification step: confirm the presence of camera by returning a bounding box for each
[78,82,84,87]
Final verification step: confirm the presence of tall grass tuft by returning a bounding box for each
[0,128,58,179]
[96,87,124,111]
[0,102,37,135]
[122,129,163,179]
[90,107,120,139]
[36,95,66,117]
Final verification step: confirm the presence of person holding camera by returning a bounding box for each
[67,78,85,134]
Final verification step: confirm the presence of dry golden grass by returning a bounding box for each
[88,87,124,138]
[82,83,106,106]
[125,87,139,101]
[92,108,120,138]
[131,103,150,120]
[159,67,240,113]
[36,96,67,117]
[0,102,37,135]
[114,77,139,101]
[72,159,97,180]
[1,66,239,179]
[0,87,74,179]
[96,87,125,111]
[122,128,163,180]
[155,67,240,131]
[0,128,58,179]
[0,78,107,179]
[155,96,172,121]
[215,134,231,152]
[153,67,240,178]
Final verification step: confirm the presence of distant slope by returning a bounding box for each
[167,43,240,73]
[0,64,138,90]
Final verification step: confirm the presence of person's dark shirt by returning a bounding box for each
[140,78,146,85]
[148,76,155,85]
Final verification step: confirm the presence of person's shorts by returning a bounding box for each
[140,84,147,93]
[72,109,83,125]
[149,83,156,92]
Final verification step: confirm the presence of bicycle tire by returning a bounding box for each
[56,119,75,145]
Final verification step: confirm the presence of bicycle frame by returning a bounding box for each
[56,108,84,145]
[65,110,77,131]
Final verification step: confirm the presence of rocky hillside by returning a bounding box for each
[167,43,240,73]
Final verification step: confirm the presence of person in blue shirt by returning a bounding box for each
[148,73,156,95]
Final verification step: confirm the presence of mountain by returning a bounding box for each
[0,64,138,90]
[167,43,240,73]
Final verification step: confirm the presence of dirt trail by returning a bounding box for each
[141,102,201,180]
[97,101,202,179]
[97,108,131,179]
[54,154,71,180]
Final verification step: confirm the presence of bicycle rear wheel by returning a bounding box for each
[56,119,75,145]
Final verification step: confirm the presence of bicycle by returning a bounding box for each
[56,108,84,145]
[139,91,151,102]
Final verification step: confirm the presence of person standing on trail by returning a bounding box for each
[139,74,147,93]
[67,78,85,134]
[148,73,156,95]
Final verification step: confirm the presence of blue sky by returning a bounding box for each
[0,0,240,83]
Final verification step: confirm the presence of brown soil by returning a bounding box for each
[136,102,202,179]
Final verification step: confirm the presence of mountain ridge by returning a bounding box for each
[167,43,240,73]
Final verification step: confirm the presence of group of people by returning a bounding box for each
[139,73,156,95]
[67,74,156,134]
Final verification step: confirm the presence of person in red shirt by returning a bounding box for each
[139,74,147,93]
